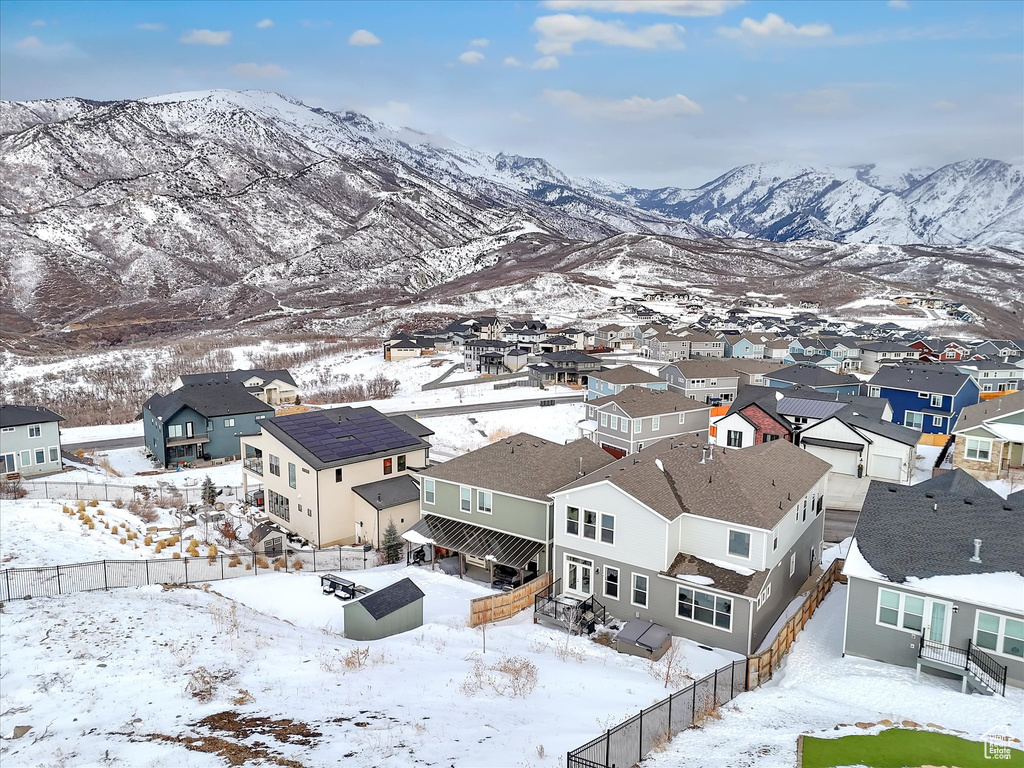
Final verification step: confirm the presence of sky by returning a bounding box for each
[1,0,1022,188]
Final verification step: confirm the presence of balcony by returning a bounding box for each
[166,432,210,447]
[243,458,264,476]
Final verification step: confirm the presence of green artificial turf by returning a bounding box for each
[801,728,1024,768]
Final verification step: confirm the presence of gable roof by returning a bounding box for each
[353,577,425,620]
[868,365,976,396]
[178,368,297,388]
[767,364,861,389]
[144,382,273,421]
[953,390,1024,434]
[913,468,1002,500]
[419,433,615,501]
[591,365,662,385]
[541,351,602,363]
[837,411,920,446]
[588,386,710,418]
[0,404,65,427]
[659,359,744,380]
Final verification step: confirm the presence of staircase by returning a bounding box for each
[918,634,1008,696]
[534,579,607,634]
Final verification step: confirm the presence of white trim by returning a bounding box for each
[675,583,734,633]
[630,572,649,609]
[425,510,547,543]
[433,477,551,506]
[603,565,620,600]
[0,426,15,433]
[564,553,595,597]
[476,489,493,515]
[423,477,435,505]
[599,510,616,546]
[973,610,1024,661]
[727,528,752,560]
[875,587,927,636]
[459,485,472,513]
[27,423,42,439]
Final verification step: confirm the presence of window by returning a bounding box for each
[918,391,929,398]
[632,574,649,608]
[803,497,808,522]
[168,424,183,438]
[728,529,750,558]
[0,427,13,433]
[621,417,628,433]
[269,455,280,476]
[34,449,45,465]
[288,462,296,489]
[583,509,597,540]
[267,490,290,522]
[600,413,608,427]
[690,379,705,388]
[930,394,943,408]
[207,421,214,432]
[600,513,614,544]
[756,583,772,610]
[869,386,881,398]
[726,430,743,448]
[382,457,394,475]
[677,586,732,630]
[877,589,925,632]
[633,419,641,432]
[772,525,779,551]
[610,415,619,430]
[335,467,344,483]
[398,455,406,471]
[256,414,267,420]
[678,413,686,425]
[460,486,471,512]
[604,567,619,600]
[931,415,944,428]
[302,467,310,474]
[905,412,924,430]
[224,418,235,428]
[566,506,579,535]
[0,454,14,473]
[477,491,492,514]
[650,416,660,432]
[423,478,435,504]
[789,553,796,577]
[49,447,59,462]
[28,424,41,438]
[20,450,31,467]
[976,613,1024,659]
[763,433,780,442]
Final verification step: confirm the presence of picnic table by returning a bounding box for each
[320,574,371,601]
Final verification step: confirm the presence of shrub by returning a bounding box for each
[111,525,118,535]
[228,555,242,568]
[76,500,86,513]
[112,497,125,509]
[173,552,181,559]
[255,555,269,569]
[292,559,304,571]
[273,557,286,571]
[88,499,98,507]
[0,479,28,500]
[344,648,370,669]
[144,535,153,546]
[119,537,126,545]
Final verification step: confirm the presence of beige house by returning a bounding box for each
[240,407,433,548]
[951,390,1024,482]
[174,369,300,406]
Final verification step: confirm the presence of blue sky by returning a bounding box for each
[1,0,1021,187]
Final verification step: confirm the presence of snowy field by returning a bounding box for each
[421,403,585,456]
[0,565,739,767]
[646,586,1024,768]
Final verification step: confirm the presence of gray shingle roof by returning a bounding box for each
[591,365,663,385]
[352,475,421,510]
[868,365,976,396]
[839,411,920,446]
[665,553,768,598]
[353,577,425,620]
[953,390,1024,433]
[178,368,297,388]
[144,382,273,421]
[589,386,710,418]
[768,364,862,388]
[0,405,65,427]
[658,359,745,380]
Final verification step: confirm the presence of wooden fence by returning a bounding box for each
[746,557,846,689]
[468,571,553,627]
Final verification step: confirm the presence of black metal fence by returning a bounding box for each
[567,659,749,768]
[0,547,371,602]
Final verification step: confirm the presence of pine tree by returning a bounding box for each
[201,475,217,508]
[381,520,403,565]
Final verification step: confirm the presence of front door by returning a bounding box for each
[185,421,194,438]
[565,554,593,597]
[926,601,949,644]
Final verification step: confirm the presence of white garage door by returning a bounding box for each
[805,445,859,475]
[871,454,904,481]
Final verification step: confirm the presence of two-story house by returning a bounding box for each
[867,365,980,435]
[843,472,1023,692]
[240,407,433,548]
[725,333,778,359]
[680,330,727,359]
[587,365,667,401]
[595,324,636,350]
[143,383,274,468]
[658,359,742,404]
[527,351,603,386]
[551,328,595,350]
[463,338,521,372]
[407,434,614,584]
[764,364,863,397]
[580,386,712,458]
[858,342,922,373]
[0,405,65,479]
[173,369,300,406]
[910,337,971,363]
[955,360,1021,398]
[543,439,831,655]
[950,390,1024,482]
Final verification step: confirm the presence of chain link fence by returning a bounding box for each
[19,479,245,507]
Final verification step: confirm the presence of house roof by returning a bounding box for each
[177,368,297,388]
[852,475,1022,582]
[0,404,65,427]
[767,364,861,389]
[868,365,975,396]
[665,553,769,598]
[658,359,744,380]
[261,406,430,471]
[588,386,710,418]
[541,351,602,364]
[953,391,1024,434]
[839,412,920,446]
[860,342,916,353]
[591,365,662,385]
[144,382,274,421]
[556,439,831,530]
[541,335,575,346]
[352,577,425,620]
[352,475,421,510]
[419,433,615,501]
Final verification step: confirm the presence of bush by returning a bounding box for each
[0,479,28,500]
[460,655,538,698]
[88,499,98,507]
[292,559,304,571]
[344,648,370,669]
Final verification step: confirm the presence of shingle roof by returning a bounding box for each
[556,439,831,530]
[0,405,65,427]
[352,475,421,510]
[839,411,920,446]
[178,368,297,388]
[592,365,663,385]
[541,351,602,363]
[144,382,273,421]
[419,433,616,501]
[953,390,1024,433]
[353,577,425,620]
[914,468,1002,500]
[860,342,916,352]
[869,365,976,396]
[588,386,710,418]
[853,476,1022,581]
[767,364,861,388]
[665,553,768,598]
[658,359,745,380]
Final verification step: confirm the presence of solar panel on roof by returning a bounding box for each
[273,411,420,463]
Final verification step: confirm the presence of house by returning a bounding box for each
[955,359,1021,398]
[408,434,615,585]
[0,405,65,479]
[385,337,428,362]
[543,439,831,655]
[580,386,712,458]
[676,329,726,359]
[950,390,1024,482]
[725,333,778,359]
[842,472,1023,692]
[587,365,667,401]
[797,408,919,484]
[551,328,595,350]
[783,352,844,373]
[858,342,922,373]
[537,335,579,354]
[971,340,1023,363]
[764,364,863,397]
[642,330,691,361]
[343,578,425,641]
[867,365,980,435]
[463,338,521,372]
[731,359,790,388]
[595,324,635,350]
[173,369,300,405]
[239,407,433,548]
[910,338,971,363]
[658,359,742,404]
[144,382,274,468]
[527,351,603,386]
[764,338,793,360]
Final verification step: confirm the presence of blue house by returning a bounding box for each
[867,365,980,435]
[764,364,862,397]
[725,333,778,359]
[586,365,667,401]
[143,382,274,468]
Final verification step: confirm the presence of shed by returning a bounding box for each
[343,577,425,640]
[614,620,673,661]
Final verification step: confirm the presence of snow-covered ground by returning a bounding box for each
[421,403,585,456]
[646,586,1024,768]
[0,565,738,767]
[61,421,144,444]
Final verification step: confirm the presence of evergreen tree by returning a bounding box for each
[201,475,217,508]
[381,519,403,565]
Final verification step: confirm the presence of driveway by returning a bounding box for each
[824,472,870,511]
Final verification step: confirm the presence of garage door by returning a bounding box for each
[871,454,904,481]
[805,445,859,475]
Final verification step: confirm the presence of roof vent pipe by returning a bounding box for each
[970,538,982,564]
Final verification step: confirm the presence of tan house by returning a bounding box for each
[951,390,1024,482]
[174,369,300,406]
[240,407,433,548]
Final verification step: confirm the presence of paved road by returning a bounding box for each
[823,508,859,544]
[62,393,587,453]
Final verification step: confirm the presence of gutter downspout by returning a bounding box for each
[316,467,322,548]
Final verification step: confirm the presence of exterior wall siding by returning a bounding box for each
[0,420,63,478]
[344,599,424,641]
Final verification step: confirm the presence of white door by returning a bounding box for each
[806,445,859,475]
[564,554,594,597]
[871,454,904,482]
[926,601,950,644]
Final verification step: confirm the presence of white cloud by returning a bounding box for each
[540,1,743,16]
[136,22,166,31]
[15,36,45,50]
[888,0,910,8]
[231,62,288,78]
[470,38,490,48]
[179,29,232,45]
[533,14,684,55]
[532,55,561,69]
[932,100,956,111]
[256,18,275,29]
[30,19,46,27]
[543,88,702,120]
[503,56,523,67]
[718,13,832,39]
[459,50,486,65]
[349,29,381,46]
[12,35,75,56]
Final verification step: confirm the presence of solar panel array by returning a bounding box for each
[272,410,420,463]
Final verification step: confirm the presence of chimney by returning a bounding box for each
[970,539,982,564]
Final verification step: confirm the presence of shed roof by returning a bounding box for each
[353,577,425,621]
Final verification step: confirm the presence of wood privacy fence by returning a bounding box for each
[469,571,553,627]
[746,557,846,689]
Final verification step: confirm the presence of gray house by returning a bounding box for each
[843,471,1023,693]
[343,578,425,641]
[581,386,712,458]
[587,365,668,401]
[658,359,743,404]
[0,405,65,479]
[544,439,831,655]
[143,382,274,468]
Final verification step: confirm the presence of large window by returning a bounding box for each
[604,567,619,599]
[976,613,1024,659]
[632,574,648,608]
[267,490,290,522]
[460,486,471,512]
[728,529,750,558]
[677,587,732,630]
[0,454,14,473]
[726,430,743,448]
[905,411,924,430]
[477,490,493,514]
[269,454,280,476]
[423,478,435,504]
[600,513,614,544]
[168,424,183,438]
[965,438,991,461]
[583,509,597,540]
[288,462,296,489]
[877,589,925,632]
[566,506,579,535]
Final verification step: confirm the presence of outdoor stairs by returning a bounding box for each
[917,635,1007,696]
[533,578,607,635]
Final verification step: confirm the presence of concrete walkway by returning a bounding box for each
[824,472,871,512]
